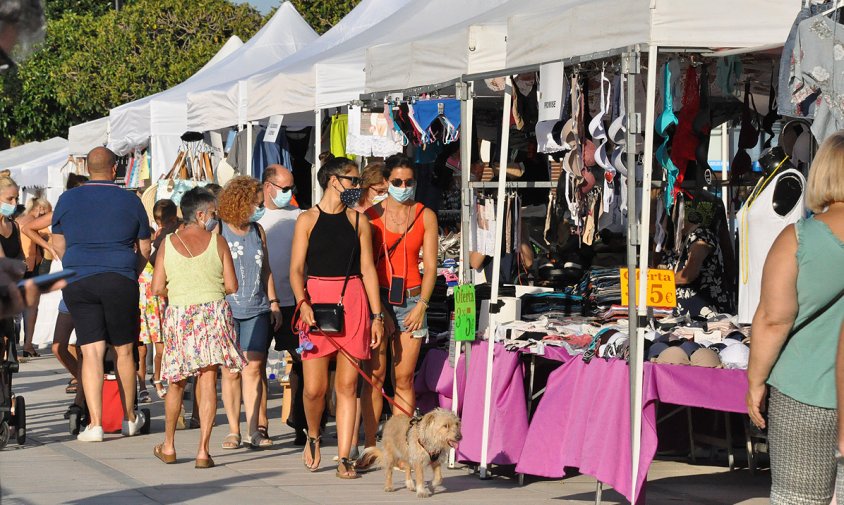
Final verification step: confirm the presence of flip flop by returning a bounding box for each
[154,443,176,464]
[303,431,321,472]
[221,433,241,450]
[195,456,215,469]
[335,457,360,479]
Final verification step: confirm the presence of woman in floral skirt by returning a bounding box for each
[151,187,245,468]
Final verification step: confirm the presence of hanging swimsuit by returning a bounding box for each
[730,81,758,183]
[411,99,461,144]
[670,65,702,199]
[692,64,712,173]
[655,61,680,212]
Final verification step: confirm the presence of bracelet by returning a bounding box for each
[419,298,430,309]
[269,299,280,305]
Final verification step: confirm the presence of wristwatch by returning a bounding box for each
[370,312,384,321]
[269,299,280,305]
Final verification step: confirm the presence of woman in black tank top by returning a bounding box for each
[290,155,383,479]
[0,175,24,353]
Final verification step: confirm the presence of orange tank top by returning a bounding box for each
[367,203,425,289]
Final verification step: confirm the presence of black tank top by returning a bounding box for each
[306,206,361,277]
[0,222,22,259]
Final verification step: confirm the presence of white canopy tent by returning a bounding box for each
[0,138,68,169]
[68,116,109,156]
[13,148,71,204]
[186,0,412,132]
[108,35,245,161]
[441,0,800,501]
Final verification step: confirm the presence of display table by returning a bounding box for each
[516,358,747,503]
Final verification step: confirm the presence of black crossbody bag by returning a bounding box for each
[311,212,360,335]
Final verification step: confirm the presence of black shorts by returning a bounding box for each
[272,305,297,352]
[62,272,140,347]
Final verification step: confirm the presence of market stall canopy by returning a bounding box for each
[186,0,411,132]
[504,0,801,70]
[107,35,245,157]
[12,147,69,190]
[68,116,109,156]
[217,0,514,124]
[0,137,68,170]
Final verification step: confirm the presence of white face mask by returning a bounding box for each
[371,193,388,205]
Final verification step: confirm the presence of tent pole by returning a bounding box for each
[246,121,253,178]
[631,44,659,504]
[721,122,732,236]
[314,109,323,204]
[479,76,512,480]
[452,80,474,470]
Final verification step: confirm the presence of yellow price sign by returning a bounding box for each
[619,268,677,308]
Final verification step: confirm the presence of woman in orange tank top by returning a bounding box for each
[361,154,438,450]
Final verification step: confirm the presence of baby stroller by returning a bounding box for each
[0,334,27,449]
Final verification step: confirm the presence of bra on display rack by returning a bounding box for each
[730,81,759,184]
[655,60,679,212]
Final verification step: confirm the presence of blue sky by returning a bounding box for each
[232,0,279,14]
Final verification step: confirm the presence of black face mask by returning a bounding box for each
[337,185,362,208]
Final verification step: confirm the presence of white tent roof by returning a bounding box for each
[12,147,69,189]
[68,116,109,156]
[150,2,318,139]
[192,0,514,127]
[186,0,410,132]
[505,0,801,70]
[0,138,68,169]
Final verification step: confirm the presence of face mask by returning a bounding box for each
[0,202,16,218]
[371,193,388,205]
[337,185,362,208]
[249,206,266,223]
[272,188,293,209]
[388,185,415,203]
[205,218,219,232]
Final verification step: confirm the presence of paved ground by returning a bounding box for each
[0,352,773,504]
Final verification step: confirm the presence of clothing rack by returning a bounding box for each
[470,181,557,189]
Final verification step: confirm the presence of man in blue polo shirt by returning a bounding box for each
[52,147,152,442]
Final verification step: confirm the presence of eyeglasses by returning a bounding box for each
[336,175,362,187]
[0,47,15,72]
[268,181,296,193]
[390,178,416,188]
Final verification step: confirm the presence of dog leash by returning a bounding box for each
[293,300,415,418]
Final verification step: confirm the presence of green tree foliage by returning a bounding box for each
[45,0,122,18]
[290,0,359,34]
[5,0,264,142]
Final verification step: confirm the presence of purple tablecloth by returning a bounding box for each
[415,348,466,413]
[516,359,748,503]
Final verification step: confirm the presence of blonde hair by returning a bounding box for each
[806,131,844,213]
[0,171,19,193]
[25,196,51,215]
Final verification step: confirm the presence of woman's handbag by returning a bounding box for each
[296,212,360,335]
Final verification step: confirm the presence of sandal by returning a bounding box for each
[303,431,321,472]
[250,430,273,449]
[66,383,77,395]
[335,457,360,479]
[138,389,151,404]
[152,380,167,399]
[221,433,241,450]
[153,443,176,464]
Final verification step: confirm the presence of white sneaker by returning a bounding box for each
[122,410,145,437]
[77,425,104,442]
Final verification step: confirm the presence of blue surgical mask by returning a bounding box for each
[0,202,16,218]
[249,205,266,223]
[388,185,415,203]
[205,218,219,232]
[271,188,293,209]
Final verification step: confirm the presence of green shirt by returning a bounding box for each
[163,232,226,307]
[768,217,844,409]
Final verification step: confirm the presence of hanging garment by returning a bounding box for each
[778,1,825,118]
[670,66,701,198]
[330,114,349,158]
[226,127,260,174]
[715,56,743,97]
[536,120,568,154]
[346,105,404,157]
[608,74,628,177]
[730,82,759,184]
[791,12,844,142]
[692,64,712,172]
[655,61,680,211]
[251,127,278,180]
[411,99,461,144]
[737,168,806,324]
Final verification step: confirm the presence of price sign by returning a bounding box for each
[619,268,677,308]
[453,284,476,342]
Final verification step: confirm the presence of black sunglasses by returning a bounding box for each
[0,47,16,72]
[336,175,362,187]
[268,180,296,193]
[390,178,416,188]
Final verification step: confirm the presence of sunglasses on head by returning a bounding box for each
[336,175,362,187]
[268,181,296,193]
[390,178,416,188]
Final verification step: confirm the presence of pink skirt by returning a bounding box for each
[302,276,371,361]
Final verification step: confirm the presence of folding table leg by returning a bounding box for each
[594,481,603,505]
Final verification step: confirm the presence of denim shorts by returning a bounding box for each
[383,293,428,339]
[233,312,271,354]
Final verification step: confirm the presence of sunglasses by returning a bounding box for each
[0,47,15,72]
[268,181,296,193]
[390,178,416,188]
[336,175,362,187]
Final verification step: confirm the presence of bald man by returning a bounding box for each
[52,147,152,442]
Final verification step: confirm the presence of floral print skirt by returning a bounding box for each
[161,299,246,383]
[138,265,165,344]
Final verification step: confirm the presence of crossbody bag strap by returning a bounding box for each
[788,285,844,339]
[376,204,425,265]
[338,211,360,305]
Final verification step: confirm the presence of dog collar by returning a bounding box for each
[407,416,441,462]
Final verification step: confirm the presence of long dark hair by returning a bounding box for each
[317,154,357,189]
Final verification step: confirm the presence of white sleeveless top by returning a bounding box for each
[737,168,806,324]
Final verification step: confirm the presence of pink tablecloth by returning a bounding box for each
[515,359,748,503]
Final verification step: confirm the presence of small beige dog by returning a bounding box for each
[358,408,462,498]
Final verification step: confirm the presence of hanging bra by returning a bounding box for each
[563,76,584,177]
[730,81,758,182]
[588,70,612,172]
[692,64,712,172]
[609,74,628,177]
[656,61,680,211]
